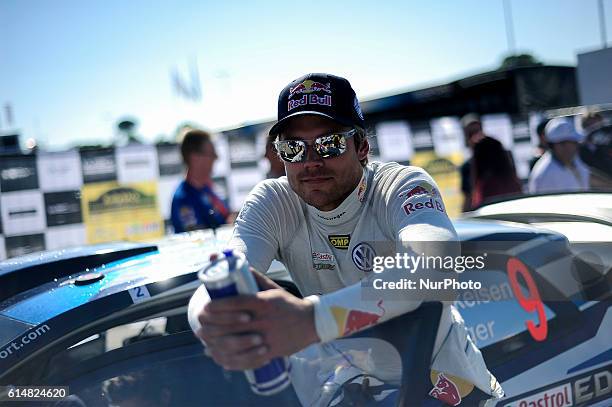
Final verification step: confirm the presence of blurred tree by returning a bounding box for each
[500,54,542,69]
[116,117,143,145]
[173,121,201,143]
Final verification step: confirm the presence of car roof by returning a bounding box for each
[466,192,612,225]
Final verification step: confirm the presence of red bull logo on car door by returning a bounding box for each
[288,80,333,111]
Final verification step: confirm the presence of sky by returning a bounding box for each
[1,0,610,150]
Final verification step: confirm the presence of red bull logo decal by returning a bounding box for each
[429,371,474,406]
[288,94,332,112]
[289,80,332,99]
[331,300,385,336]
[402,198,445,216]
[398,182,439,200]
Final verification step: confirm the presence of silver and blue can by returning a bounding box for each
[198,249,291,396]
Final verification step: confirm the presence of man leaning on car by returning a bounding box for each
[189,73,503,405]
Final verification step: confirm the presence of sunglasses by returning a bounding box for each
[274,129,356,163]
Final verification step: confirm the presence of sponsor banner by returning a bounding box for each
[226,133,259,169]
[0,191,46,235]
[44,224,86,251]
[81,181,163,243]
[482,113,514,150]
[116,145,159,183]
[212,135,231,178]
[411,122,435,151]
[44,191,82,226]
[227,169,262,212]
[156,144,184,176]
[511,142,533,180]
[529,112,545,147]
[511,117,531,143]
[410,151,462,219]
[501,364,611,407]
[0,155,39,192]
[430,117,465,159]
[157,175,183,219]
[5,233,45,258]
[36,151,83,192]
[212,176,230,204]
[80,148,117,184]
[376,121,414,163]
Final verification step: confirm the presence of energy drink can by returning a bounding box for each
[198,249,291,396]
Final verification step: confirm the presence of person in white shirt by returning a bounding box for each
[528,117,590,194]
[189,73,502,405]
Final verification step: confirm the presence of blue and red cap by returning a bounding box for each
[269,73,365,135]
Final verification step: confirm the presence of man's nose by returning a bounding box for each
[303,144,323,167]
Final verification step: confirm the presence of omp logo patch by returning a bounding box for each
[328,234,350,250]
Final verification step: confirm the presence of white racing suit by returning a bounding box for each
[189,162,504,406]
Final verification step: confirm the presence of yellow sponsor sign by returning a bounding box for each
[411,151,463,219]
[81,181,164,243]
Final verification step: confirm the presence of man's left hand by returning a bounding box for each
[196,287,319,370]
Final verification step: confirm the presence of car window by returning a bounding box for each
[42,309,300,407]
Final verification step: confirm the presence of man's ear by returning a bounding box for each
[357,138,370,162]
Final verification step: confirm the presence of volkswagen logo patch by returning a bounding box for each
[352,242,376,272]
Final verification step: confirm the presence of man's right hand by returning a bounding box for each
[195,270,319,370]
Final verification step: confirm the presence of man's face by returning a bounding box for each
[551,140,578,165]
[280,115,367,211]
[189,141,217,177]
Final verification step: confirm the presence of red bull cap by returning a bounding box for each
[270,73,365,135]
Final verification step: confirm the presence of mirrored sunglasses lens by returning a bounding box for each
[277,140,306,162]
[316,134,347,158]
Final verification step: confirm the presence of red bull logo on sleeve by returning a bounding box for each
[429,371,474,406]
[330,300,386,336]
[398,181,439,200]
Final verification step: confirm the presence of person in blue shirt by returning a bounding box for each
[171,129,230,233]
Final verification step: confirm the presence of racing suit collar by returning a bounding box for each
[308,167,368,226]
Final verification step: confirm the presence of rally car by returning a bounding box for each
[0,216,609,406]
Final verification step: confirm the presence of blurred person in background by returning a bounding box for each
[459,113,486,212]
[171,129,231,233]
[580,119,612,190]
[529,119,549,171]
[471,136,522,208]
[264,133,286,178]
[528,118,589,193]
